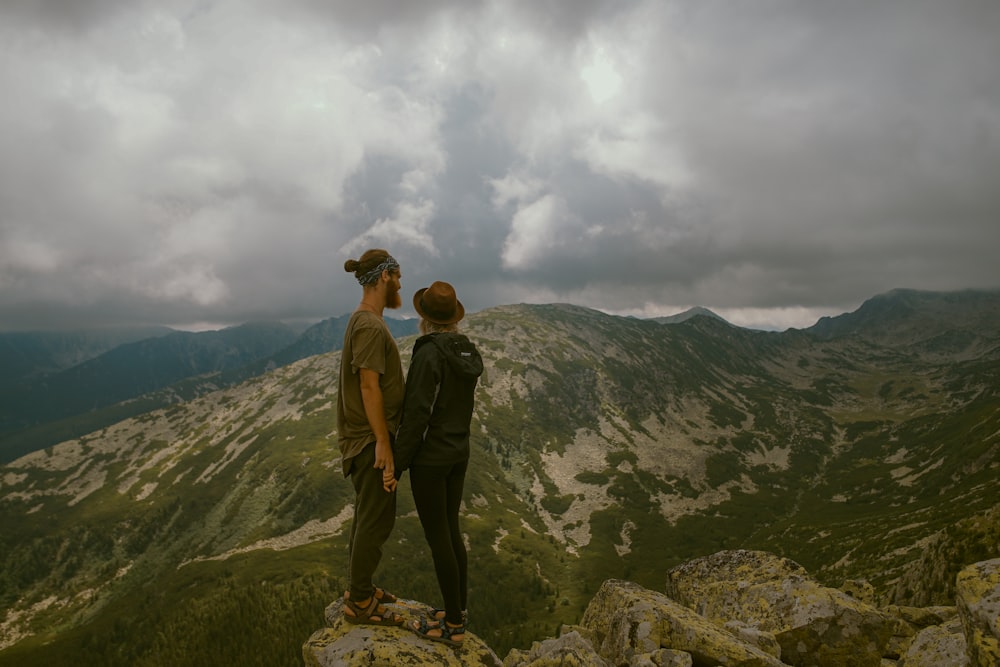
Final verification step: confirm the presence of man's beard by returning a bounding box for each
[385,285,402,309]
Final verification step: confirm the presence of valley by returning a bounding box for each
[0,288,997,665]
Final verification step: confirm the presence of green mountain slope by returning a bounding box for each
[0,317,418,464]
[0,326,173,390]
[0,323,299,439]
[0,289,997,665]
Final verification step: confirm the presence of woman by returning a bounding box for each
[394,281,483,646]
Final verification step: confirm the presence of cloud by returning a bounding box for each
[141,261,230,306]
[341,198,438,256]
[0,0,998,331]
[502,194,573,269]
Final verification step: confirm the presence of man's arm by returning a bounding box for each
[359,367,396,492]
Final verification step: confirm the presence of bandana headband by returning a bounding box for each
[356,256,399,286]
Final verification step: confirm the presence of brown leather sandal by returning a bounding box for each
[373,586,398,604]
[343,597,404,626]
[344,586,399,604]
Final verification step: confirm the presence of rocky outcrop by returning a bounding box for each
[955,558,1000,667]
[303,597,502,666]
[502,629,608,666]
[665,550,898,665]
[302,550,1000,666]
[897,616,966,667]
[581,579,786,666]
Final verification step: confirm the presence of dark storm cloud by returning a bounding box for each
[0,0,997,332]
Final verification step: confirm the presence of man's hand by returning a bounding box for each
[374,440,396,493]
[374,440,394,472]
[382,469,397,493]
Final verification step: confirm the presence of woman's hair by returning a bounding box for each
[344,249,398,286]
[420,319,459,335]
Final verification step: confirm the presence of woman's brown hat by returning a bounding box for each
[412,281,465,325]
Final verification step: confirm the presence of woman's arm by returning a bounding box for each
[394,344,441,478]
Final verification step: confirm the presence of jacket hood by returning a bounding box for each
[415,332,483,378]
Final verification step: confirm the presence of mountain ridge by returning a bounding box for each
[650,305,731,326]
[0,325,174,390]
[806,287,1000,348]
[0,287,997,664]
[0,316,418,463]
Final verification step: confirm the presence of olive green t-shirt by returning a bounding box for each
[336,310,405,476]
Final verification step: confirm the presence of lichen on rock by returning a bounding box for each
[665,550,896,666]
[303,597,502,667]
[581,578,786,667]
[955,558,1000,667]
[300,552,1000,667]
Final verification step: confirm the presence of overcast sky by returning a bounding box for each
[1,1,998,332]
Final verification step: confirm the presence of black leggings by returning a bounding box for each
[410,459,468,625]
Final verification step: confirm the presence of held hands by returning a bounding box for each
[381,468,397,493]
[374,440,396,493]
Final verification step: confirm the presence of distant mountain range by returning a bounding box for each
[0,316,418,463]
[0,325,173,390]
[0,288,997,665]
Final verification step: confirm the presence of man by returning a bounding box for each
[337,248,405,626]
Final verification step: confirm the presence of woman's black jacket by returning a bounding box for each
[394,332,483,478]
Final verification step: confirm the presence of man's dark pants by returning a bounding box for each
[347,441,396,601]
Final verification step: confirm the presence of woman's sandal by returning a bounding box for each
[427,608,467,624]
[343,596,404,627]
[410,617,465,646]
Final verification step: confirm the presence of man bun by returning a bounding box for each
[345,249,397,285]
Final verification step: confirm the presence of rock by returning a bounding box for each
[842,579,877,606]
[881,630,915,662]
[581,579,786,667]
[303,597,502,667]
[897,616,967,667]
[927,606,960,623]
[723,620,782,659]
[559,624,598,646]
[502,630,608,666]
[666,549,810,598]
[883,605,958,629]
[879,607,919,660]
[880,605,963,660]
[629,649,694,666]
[955,558,1000,667]
[666,550,895,666]
[300,553,1000,666]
